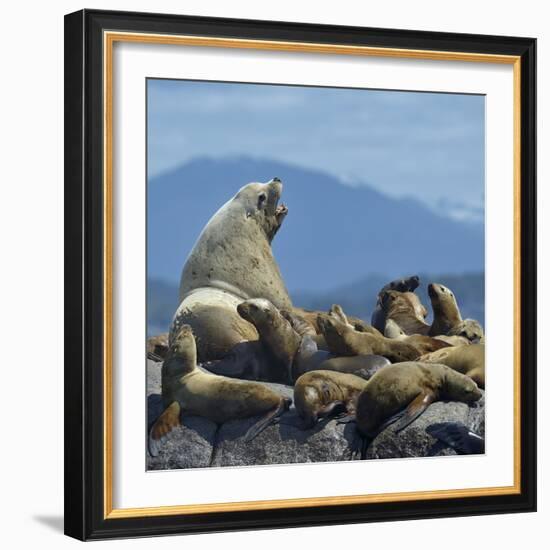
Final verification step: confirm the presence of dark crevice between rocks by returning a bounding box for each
[208,424,223,467]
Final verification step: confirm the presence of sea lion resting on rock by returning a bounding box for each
[383,319,452,355]
[170,179,291,363]
[371,275,420,332]
[419,343,485,388]
[319,314,421,362]
[294,370,368,429]
[149,325,291,456]
[355,362,482,437]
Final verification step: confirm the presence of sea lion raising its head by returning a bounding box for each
[380,290,430,336]
[371,275,420,332]
[355,361,482,437]
[149,325,291,456]
[427,283,462,336]
[170,179,292,363]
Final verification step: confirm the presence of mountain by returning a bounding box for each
[147,156,484,292]
[147,272,484,336]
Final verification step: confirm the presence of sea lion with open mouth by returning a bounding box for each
[170,178,292,364]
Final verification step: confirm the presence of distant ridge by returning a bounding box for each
[147,156,484,292]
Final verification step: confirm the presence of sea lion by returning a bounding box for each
[146,333,169,361]
[427,283,463,336]
[318,314,420,362]
[170,179,291,362]
[448,319,485,343]
[294,370,367,429]
[236,298,300,384]
[419,343,485,388]
[292,334,390,381]
[371,275,420,332]
[383,319,451,355]
[149,325,291,456]
[381,290,430,335]
[355,362,482,437]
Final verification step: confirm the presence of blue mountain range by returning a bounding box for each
[148,156,484,292]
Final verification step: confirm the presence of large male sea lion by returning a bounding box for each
[149,325,291,456]
[355,362,482,437]
[170,179,291,362]
[371,275,420,332]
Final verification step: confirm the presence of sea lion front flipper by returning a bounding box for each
[244,397,292,442]
[394,391,436,433]
[148,401,181,457]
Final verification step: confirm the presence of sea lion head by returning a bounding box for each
[384,319,406,338]
[237,298,277,326]
[168,324,197,366]
[428,283,459,309]
[443,366,483,403]
[236,178,288,242]
[448,319,484,343]
[385,275,420,293]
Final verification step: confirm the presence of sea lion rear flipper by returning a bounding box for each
[244,397,292,442]
[394,391,436,433]
[427,422,485,454]
[148,401,181,457]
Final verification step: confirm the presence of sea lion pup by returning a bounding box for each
[236,298,301,384]
[419,343,485,388]
[381,290,430,335]
[293,370,367,429]
[318,314,420,363]
[383,319,451,355]
[149,325,291,456]
[355,362,482,437]
[371,275,420,332]
[426,422,485,455]
[171,178,291,362]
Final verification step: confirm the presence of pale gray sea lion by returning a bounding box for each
[170,179,291,362]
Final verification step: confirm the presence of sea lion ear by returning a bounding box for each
[257,191,268,209]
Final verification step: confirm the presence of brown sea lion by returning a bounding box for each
[381,290,430,335]
[383,319,452,355]
[236,298,300,384]
[149,325,291,456]
[371,275,420,332]
[355,361,482,437]
[318,314,420,362]
[146,333,169,361]
[448,319,485,343]
[292,334,390,381]
[170,179,291,363]
[427,283,463,336]
[419,343,485,388]
[294,370,368,429]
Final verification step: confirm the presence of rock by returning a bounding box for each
[146,359,485,467]
[365,390,485,459]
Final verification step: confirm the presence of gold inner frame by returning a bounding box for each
[103,30,522,520]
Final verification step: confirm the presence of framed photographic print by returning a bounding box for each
[64,9,536,541]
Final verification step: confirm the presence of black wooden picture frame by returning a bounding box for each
[64,9,536,541]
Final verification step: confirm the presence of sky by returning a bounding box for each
[147,79,485,222]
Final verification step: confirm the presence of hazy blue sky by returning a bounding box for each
[148,79,485,221]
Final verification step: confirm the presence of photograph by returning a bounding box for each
[145,79,487,470]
